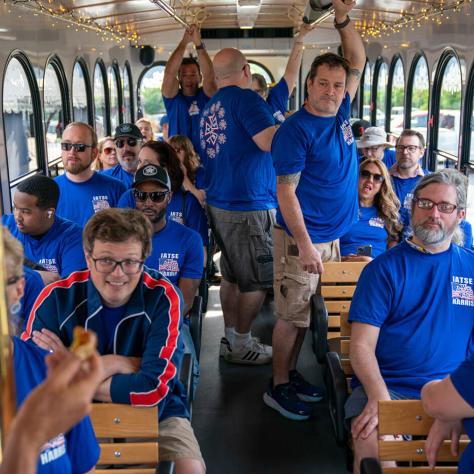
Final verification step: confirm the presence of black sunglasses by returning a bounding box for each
[115,137,139,148]
[133,189,169,203]
[61,142,93,152]
[360,169,384,183]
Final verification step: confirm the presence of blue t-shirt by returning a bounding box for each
[200,86,277,211]
[267,78,289,124]
[117,188,209,246]
[103,164,134,188]
[2,214,86,278]
[163,89,209,157]
[272,93,358,243]
[340,206,388,258]
[13,337,99,474]
[383,149,396,169]
[145,219,204,284]
[349,241,474,397]
[21,265,44,325]
[461,219,473,249]
[451,352,474,474]
[55,172,126,227]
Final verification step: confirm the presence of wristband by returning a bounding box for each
[334,15,350,30]
[195,42,205,50]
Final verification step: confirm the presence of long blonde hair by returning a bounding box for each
[168,135,200,184]
[93,136,114,171]
[359,158,402,239]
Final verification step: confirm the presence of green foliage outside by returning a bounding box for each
[142,87,165,115]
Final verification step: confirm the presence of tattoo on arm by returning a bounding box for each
[278,173,301,186]
[349,68,362,80]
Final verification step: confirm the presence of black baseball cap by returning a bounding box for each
[133,164,171,191]
[114,123,143,140]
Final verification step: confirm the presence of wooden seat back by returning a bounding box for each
[377,400,469,473]
[90,403,159,474]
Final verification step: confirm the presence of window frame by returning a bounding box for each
[359,60,372,123]
[248,59,275,84]
[386,55,405,134]
[71,57,93,126]
[372,57,388,129]
[461,60,474,171]
[136,60,167,120]
[93,58,110,136]
[108,61,123,128]
[123,61,134,123]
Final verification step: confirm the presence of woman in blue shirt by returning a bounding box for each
[340,158,402,260]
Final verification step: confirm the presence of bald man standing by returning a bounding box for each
[200,48,277,365]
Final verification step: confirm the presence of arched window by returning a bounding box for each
[72,59,91,125]
[137,62,166,135]
[43,57,68,165]
[407,55,429,141]
[361,62,372,122]
[374,61,388,128]
[94,61,108,138]
[3,54,42,183]
[389,57,405,134]
[108,64,121,131]
[248,60,274,85]
[123,62,133,123]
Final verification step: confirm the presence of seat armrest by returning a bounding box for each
[360,457,383,474]
[310,293,328,364]
[189,296,203,362]
[158,460,175,474]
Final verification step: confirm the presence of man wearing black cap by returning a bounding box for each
[134,164,204,316]
[103,123,143,188]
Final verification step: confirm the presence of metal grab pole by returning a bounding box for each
[149,0,190,28]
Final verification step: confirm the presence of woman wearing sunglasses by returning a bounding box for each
[340,158,402,261]
[93,136,117,171]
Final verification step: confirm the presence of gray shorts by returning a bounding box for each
[207,205,275,292]
[344,385,414,427]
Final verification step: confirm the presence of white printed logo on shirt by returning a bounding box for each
[369,217,385,228]
[451,276,474,307]
[404,193,414,210]
[159,252,180,277]
[200,101,227,159]
[273,110,285,123]
[40,434,67,465]
[38,258,58,273]
[340,119,354,145]
[92,195,110,213]
[169,211,184,225]
[188,101,200,116]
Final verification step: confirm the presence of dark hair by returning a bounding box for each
[252,73,268,96]
[308,53,351,82]
[168,135,200,184]
[180,57,201,74]
[83,208,152,259]
[398,129,426,149]
[141,141,184,192]
[17,174,60,209]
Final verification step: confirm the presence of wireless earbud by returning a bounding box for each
[48,211,53,218]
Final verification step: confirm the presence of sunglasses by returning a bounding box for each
[115,137,139,148]
[360,169,384,183]
[103,147,115,155]
[133,189,169,203]
[61,142,93,152]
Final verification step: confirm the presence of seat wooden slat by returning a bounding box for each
[91,404,158,438]
[321,285,356,298]
[327,332,341,339]
[379,440,468,462]
[96,469,157,474]
[328,315,341,328]
[378,400,434,435]
[98,442,159,465]
[321,262,367,283]
[326,301,352,313]
[340,312,351,337]
[341,358,353,375]
[340,339,350,356]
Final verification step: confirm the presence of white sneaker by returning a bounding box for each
[219,336,261,358]
[224,338,272,365]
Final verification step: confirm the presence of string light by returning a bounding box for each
[356,0,472,39]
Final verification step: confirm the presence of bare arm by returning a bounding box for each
[277,176,323,274]
[190,26,217,97]
[38,270,60,286]
[422,377,474,421]
[162,29,192,99]
[252,126,277,152]
[283,24,314,94]
[332,0,366,101]
[350,322,391,439]
[178,277,201,315]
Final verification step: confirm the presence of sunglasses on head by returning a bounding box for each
[360,169,384,183]
[115,137,139,148]
[61,142,93,152]
[133,189,169,203]
[103,147,115,155]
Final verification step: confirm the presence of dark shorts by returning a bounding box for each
[206,205,275,292]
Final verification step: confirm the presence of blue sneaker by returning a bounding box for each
[263,382,312,421]
[289,370,324,402]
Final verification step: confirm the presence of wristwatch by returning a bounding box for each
[195,42,206,50]
[334,15,350,30]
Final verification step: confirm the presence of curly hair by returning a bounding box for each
[168,135,201,184]
[359,158,402,239]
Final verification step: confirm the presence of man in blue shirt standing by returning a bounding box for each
[200,46,277,365]
[55,122,126,226]
[103,123,143,188]
[345,169,474,474]
[162,25,217,155]
[267,0,365,421]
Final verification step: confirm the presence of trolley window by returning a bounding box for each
[374,61,388,128]
[94,61,108,138]
[389,57,405,135]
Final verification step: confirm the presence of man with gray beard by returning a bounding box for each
[344,169,474,474]
[55,122,126,227]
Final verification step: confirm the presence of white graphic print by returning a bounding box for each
[340,119,354,145]
[200,101,227,159]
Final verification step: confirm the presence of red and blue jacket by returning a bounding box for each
[21,268,188,420]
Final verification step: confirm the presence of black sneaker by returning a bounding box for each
[289,370,324,402]
[263,381,312,421]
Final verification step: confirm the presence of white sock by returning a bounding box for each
[233,331,252,351]
[225,327,235,345]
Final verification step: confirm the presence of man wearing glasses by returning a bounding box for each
[345,169,474,474]
[389,129,427,238]
[103,123,143,188]
[55,122,126,227]
[22,208,206,474]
